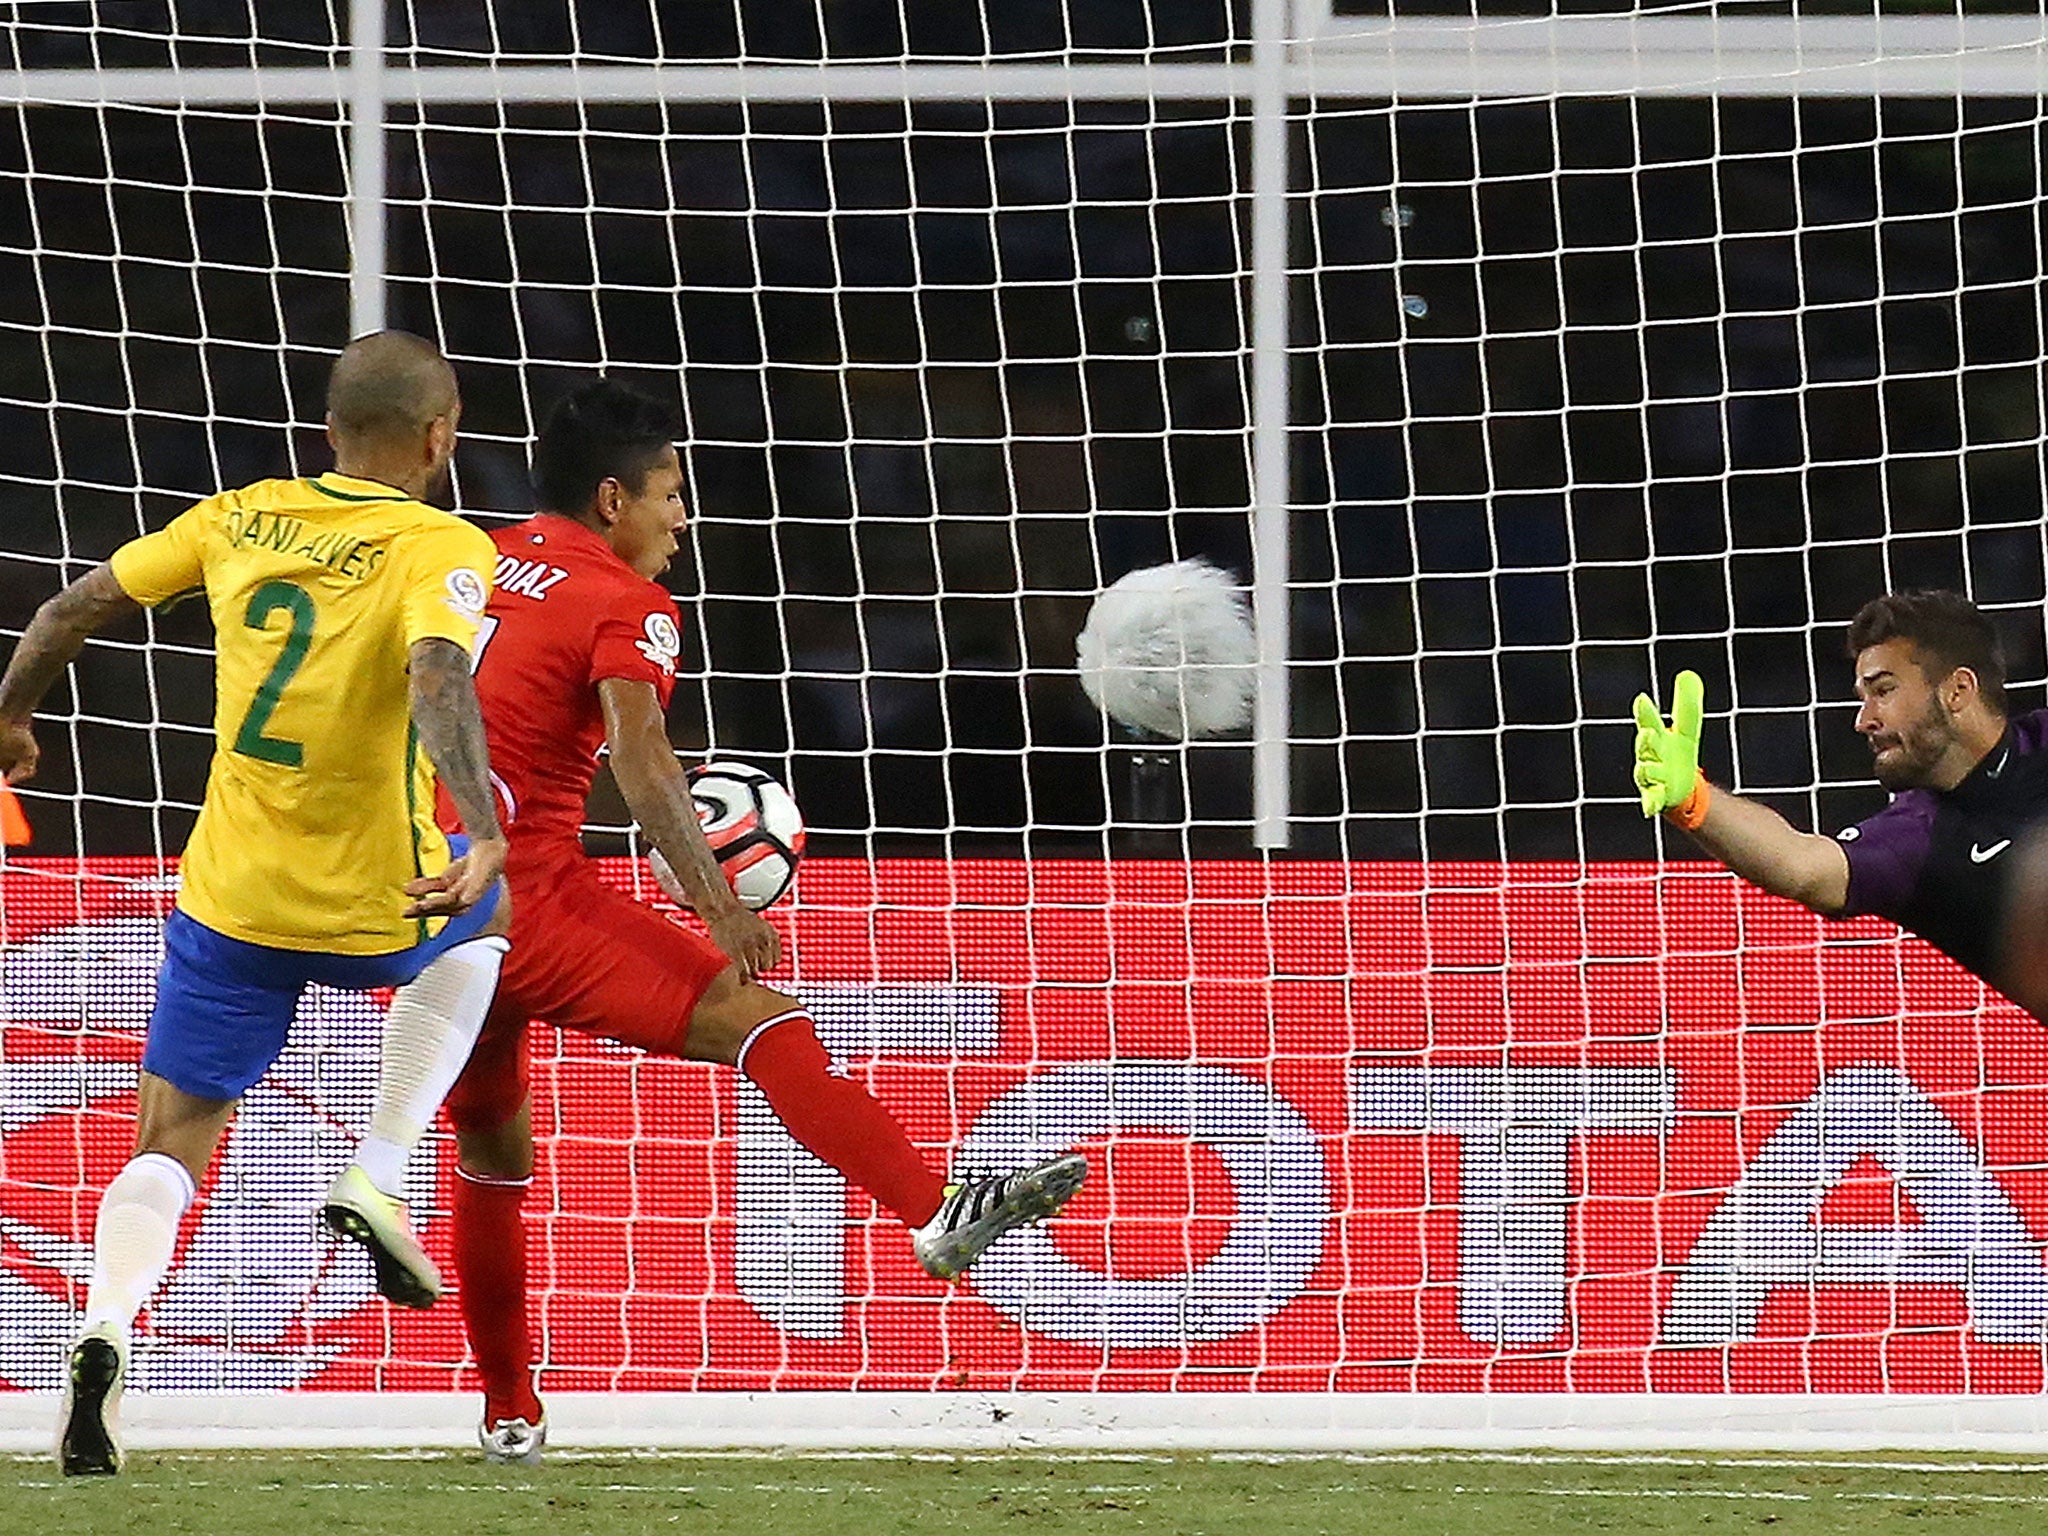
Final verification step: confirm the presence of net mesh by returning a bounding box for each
[5,0,2048,1413]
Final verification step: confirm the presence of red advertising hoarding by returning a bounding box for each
[4,856,2045,1397]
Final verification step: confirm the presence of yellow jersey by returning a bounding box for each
[109,472,496,955]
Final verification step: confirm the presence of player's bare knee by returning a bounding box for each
[684,967,800,1066]
[456,1098,533,1179]
[132,1071,235,1185]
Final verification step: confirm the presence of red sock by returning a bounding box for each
[452,1168,543,1426]
[738,1011,946,1226]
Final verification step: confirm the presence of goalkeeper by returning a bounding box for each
[1634,589,2048,1000]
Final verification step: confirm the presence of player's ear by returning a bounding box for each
[425,413,457,464]
[593,476,624,527]
[1945,665,1979,712]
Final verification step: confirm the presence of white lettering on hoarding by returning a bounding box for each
[12,914,2048,1362]
[1663,1063,2048,1346]
[1349,1066,1676,1344]
[954,1061,1327,1347]
[732,985,1002,1339]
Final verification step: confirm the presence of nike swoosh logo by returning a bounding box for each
[1971,840,2013,863]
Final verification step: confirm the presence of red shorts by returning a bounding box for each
[444,862,730,1135]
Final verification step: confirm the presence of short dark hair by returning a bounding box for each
[531,379,682,516]
[1846,589,2007,712]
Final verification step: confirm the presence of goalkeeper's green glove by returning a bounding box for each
[1631,670,1710,828]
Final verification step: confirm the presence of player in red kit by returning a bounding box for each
[442,380,1086,1463]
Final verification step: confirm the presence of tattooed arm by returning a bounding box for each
[404,635,507,917]
[0,565,141,784]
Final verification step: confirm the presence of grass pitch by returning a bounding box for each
[12,1448,2048,1534]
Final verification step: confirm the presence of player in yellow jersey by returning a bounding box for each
[0,332,511,1477]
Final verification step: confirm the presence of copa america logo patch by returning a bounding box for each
[635,611,681,675]
[444,566,488,619]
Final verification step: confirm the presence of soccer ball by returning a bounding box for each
[648,760,805,911]
[1075,558,1256,740]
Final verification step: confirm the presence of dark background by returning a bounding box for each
[4,2,2045,862]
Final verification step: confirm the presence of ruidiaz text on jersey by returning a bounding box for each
[494,556,571,600]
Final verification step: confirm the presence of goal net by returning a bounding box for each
[4,0,2048,1446]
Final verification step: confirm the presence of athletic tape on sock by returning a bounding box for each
[456,1165,535,1189]
[733,1008,809,1077]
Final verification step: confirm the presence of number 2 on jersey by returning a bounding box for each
[233,579,315,766]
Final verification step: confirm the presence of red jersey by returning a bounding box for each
[456,513,682,883]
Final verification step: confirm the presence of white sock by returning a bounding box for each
[355,935,508,1197]
[81,1152,197,1337]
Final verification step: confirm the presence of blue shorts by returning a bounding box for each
[141,872,502,1102]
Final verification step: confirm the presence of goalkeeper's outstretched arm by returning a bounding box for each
[1634,670,1850,916]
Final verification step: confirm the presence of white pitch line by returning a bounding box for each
[1212,1450,2048,1474]
[19,1469,2048,1508]
[1842,1492,2048,1505]
[477,1447,1189,1465]
[11,1448,2048,1479]
[1539,1487,2048,1507]
[294,1480,888,1494]
[1541,1488,1812,1501]
[1081,1485,1167,1494]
